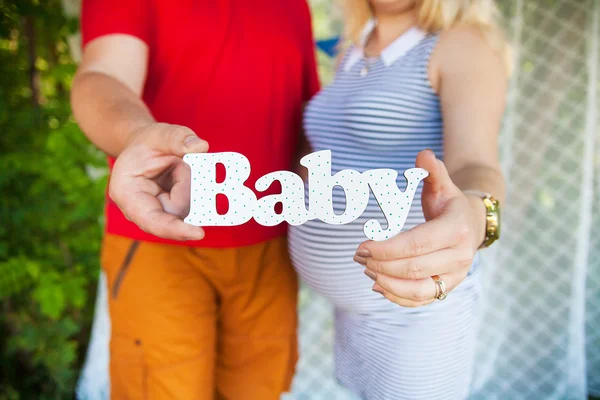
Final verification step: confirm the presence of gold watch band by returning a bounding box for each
[463,190,501,249]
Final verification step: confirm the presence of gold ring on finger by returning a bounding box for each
[431,275,448,301]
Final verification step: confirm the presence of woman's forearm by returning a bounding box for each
[451,164,505,202]
[450,164,505,250]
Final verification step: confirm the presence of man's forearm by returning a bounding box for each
[71,71,155,158]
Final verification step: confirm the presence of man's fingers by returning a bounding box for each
[140,208,204,241]
[357,214,465,261]
[138,155,182,180]
[114,144,182,179]
[362,248,474,280]
[152,124,209,157]
[118,181,203,241]
[157,162,191,217]
[128,124,209,157]
[109,124,206,241]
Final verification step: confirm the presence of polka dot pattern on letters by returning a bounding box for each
[363,168,428,241]
[183,151,428,240]
[183,152,255,227]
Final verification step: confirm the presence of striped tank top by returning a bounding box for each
[290,27,444,313]
[289,23,481,399]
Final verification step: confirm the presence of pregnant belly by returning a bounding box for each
[289,186,427,312]
[289,216,401,313]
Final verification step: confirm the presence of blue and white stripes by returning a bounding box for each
[289,29,481,399]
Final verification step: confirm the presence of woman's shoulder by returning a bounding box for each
[436,25,499,62]
[424,25,508,93]
[430,25,508,79]
[439,25,490,44]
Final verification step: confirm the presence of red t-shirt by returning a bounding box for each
[81,0,320,248]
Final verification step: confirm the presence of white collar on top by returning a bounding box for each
[343,18,427,72]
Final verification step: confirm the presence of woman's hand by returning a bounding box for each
[109,123,209,241]
[354,149,487,307]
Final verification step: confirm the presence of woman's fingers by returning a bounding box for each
[356,213,464,261]
[372,283,436,308]
[356,151,479,308]
[359,247,474,280]
[415,149,444,193]
[370,272,461,305]
[372,275,437,303]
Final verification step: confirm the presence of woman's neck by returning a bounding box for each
[365,10,418,56]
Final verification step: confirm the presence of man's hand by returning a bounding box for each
[109,123,209,241]
[72,35,210,240]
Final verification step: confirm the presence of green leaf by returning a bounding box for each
[32,275,67,320]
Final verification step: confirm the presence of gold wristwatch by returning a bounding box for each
[463,190,501,249]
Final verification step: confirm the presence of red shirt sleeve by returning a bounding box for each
[81,0,151,47]
[301,2,321,102]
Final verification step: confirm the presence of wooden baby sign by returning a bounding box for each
[184,150,428,241]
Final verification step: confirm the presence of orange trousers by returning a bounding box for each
[101,233,298,400]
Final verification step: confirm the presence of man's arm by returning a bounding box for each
[71,34,208,240]
[71,34,154,157]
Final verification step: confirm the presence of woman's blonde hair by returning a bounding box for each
[342,0,512,73]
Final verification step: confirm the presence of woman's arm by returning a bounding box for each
[355,27,509,306]
[432,26,508,246]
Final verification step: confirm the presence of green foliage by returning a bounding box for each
[0,1,106,398]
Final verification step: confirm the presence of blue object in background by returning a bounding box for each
[316,36,341,58]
